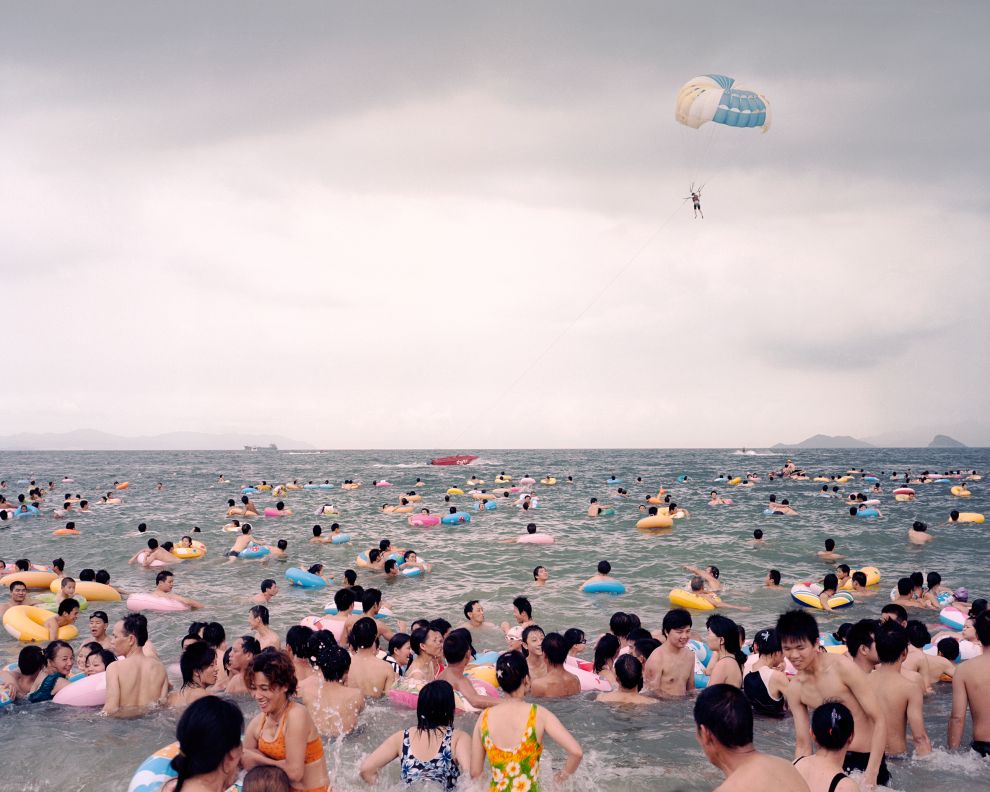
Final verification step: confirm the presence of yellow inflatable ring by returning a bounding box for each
[790,583,854,610]
[172,541,206,560]
[446,488,464,495]
[540,478,556,485]
[466,664,499,689]
[668,588,717,611]
[3,605,79,642]
[637,515,673,530]
[0,571,57,590]
[956,512,984,524]
[48,580,121,602]
[839,566,881,590]
[950,486,971,497]
[728,477,743,485]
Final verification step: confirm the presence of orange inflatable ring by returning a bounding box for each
[115,482,130,490]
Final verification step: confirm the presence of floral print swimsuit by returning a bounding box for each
[480,704,543,792]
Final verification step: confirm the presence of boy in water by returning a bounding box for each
[948,611,990,755]
[778,609,888,789]
[643,608,695,697]
[870,621,932,759]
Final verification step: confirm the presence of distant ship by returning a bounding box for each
[244,443,279,451]
[430,454,478,466]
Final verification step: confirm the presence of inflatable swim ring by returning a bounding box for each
[53,528,80,536]
[408,514,440,527]
[441,512,470,525]
[540,478,557,485]
[582,580,626,595]
[36,592,88,612]
[135,551,166,568]
[171,541,206,560]
[474,500,497,512]
[516,533,554,544]
[49,580,121,602]
[950,486,972,497]
[955,512,985,524]
[116,482,129,490]
[239,545,270,559]
[669,588,717,611]
[856,508,879,518]
[939,607,966,631]
[128,742,243,792]
[3,605,79,642]
[446,488,464,495]
[322,602,394,618]
[790,583,854,610]
[329,533,351,544]
[636,515,673,530]
[0,571,57,590]
[53,671,107,707]
[126,593,190,613]
[893,487,915,496]
[839,567,881,590]
[285,568,327,589]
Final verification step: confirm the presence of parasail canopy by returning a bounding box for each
[675,74,770,132]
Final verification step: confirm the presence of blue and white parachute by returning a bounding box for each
[675,74,771,132]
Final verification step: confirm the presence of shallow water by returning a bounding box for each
[1,448,988,791]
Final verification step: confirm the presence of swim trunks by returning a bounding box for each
[842,750,890,786]
[972,740,990,757]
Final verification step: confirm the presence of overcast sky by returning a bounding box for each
[2,2,987,448]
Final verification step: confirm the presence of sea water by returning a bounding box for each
[1,448,988,791]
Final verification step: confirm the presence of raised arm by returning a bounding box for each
[358,731,403,784]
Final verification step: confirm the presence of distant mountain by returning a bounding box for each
[928,434,966,448]
[0,429,313,451]
[772,434,873,449]
[864,422,989,447]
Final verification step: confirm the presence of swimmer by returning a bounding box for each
[0,579,30,617]
[227,524,258,560]
[816,539,844,562]
[643,609,695,697]
[778,610,888,789]
[300,642,365,739]
[816,574,841,613]
[751,529,765,547]
[684,564,722,592]
[44,598,81,641]
[151,570,204,609]
[948,611,990,754]
[688,575,749,612]
[596,654,656,705]
[252,579,278,606]
[309,525,333,544]
[849,571,877,599]
[438,631,500,707]
[587,497,605,517]
[530,632,581,698]
[870,621,932,758]
[581,560,623,591]
[269,500,293,516]
[791,701,859,792]
[249,605,280,650]
[266,539,288,560]
[104,613,169,715]
[316,503,338,516]
[88,610,112,649]
[346,617,397,697]
[909,520,934,545]
[764,570,782,589]
[128,538,177,568]
[500,596,535,636]
[533,566,549,587]
[221,636,261,695]
[891,577,935,610]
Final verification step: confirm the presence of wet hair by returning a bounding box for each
[936,637,960,661]
[912,521,928,532]
[239,635,262,656]
[313,643,351,682]
[349,617,379,651]
[974,611,990,647]
[753,529,763,540]
[824,538,835,551]
[896,577,913,596]
[910,571,924,589]
[202,622,226,649]
[775,609,819,646]
[383,559,396,574]
[170,695,244,792]
[308,564,324,576]
[689,576,705,593]
[94,649,117,669]
[874,621,909,664]
[707,614,746,668]
[905,620,931,649]
[597,560,612,575]
[260,579,276,593]
[17,644,45,675]
[387,632,411,660]
[852,571,867,587]
[180,642,218,686]
[594,633,621,673]
[284,625,313,658]
[43,639,72,664]
[416,679,456,732]
[495,650,530,693]
[822,574,838,593]
[694,684,753,747]
[541,632,569,666]
[615,653,645,691]
[250,605,270,625]
[926,571,941,589]
[767,569,781,586]
[845,619,878,658]
[242,766,291,792]
[563,628,586,649]
[57,597,80,616]
[429,618,452,636]
[248,648,297,697]
[276,539,287,551]
[662,608,692,635]
[155,570,173,585]
[442,631,472,665]
[609,612,633,639]
[836,564,850,576]
[463,600,480,619]
[633,638,660,661]
[312,525,322,536]
[333,588,355,612]
[708,566,720,580]
[361,588,382,612]
[343,569,357,586]
[52,558,65,573]
[811,701,854,750]
[881,603,908,623]
[512,597,533,619]
[78,568,96,582]
[752,628,781,656]
[94,570,110,584]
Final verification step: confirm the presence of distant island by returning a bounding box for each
[0,429,311,451]
[928,434,966,448]
[772,434,873,449]
[773,432,970,449]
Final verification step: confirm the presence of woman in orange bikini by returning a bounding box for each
[470,651,583,791]
[242,648,331,792]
